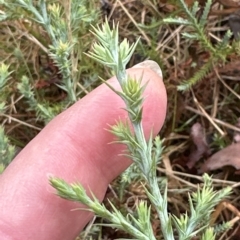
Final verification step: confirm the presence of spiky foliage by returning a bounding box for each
[0,63,12,113]
[0,63,16,172]
[172,174,231,240]
[163,0,234,91]
[1,0,100,118]
[50,20,232,240]
[17,75,62,123]
[0,126,16,173]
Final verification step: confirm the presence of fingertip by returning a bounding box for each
[0,64,167,240]
[132,60,163,79]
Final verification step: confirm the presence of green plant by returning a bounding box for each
[0,63,12,113]
[211,133,229,150]
[162,0,234,91]
[17,75,63,123]
[0,126,16,173]
[50,20,232,239]
[0,63,16,172]
[0,0,100,123]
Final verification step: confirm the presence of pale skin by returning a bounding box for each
[0,65,167,240]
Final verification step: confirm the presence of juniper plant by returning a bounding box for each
[163,0,233,91]
[0,63,12,113]
[50,20,232,239]
[0,126,16,173]
[1,0,99,110]
[0,63,16,172]
[17,75,62,123]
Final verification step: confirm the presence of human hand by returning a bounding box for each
[0,62,167,240]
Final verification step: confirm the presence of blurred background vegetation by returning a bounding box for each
[1,0,240,239]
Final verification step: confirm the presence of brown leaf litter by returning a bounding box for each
[200,142,240,173]
[200,118,240,173]
[187,122,211,169]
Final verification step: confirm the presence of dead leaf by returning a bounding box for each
[200,143,240,173]
[187,123,211,169]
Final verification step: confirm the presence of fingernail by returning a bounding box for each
[132,60,162,78]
